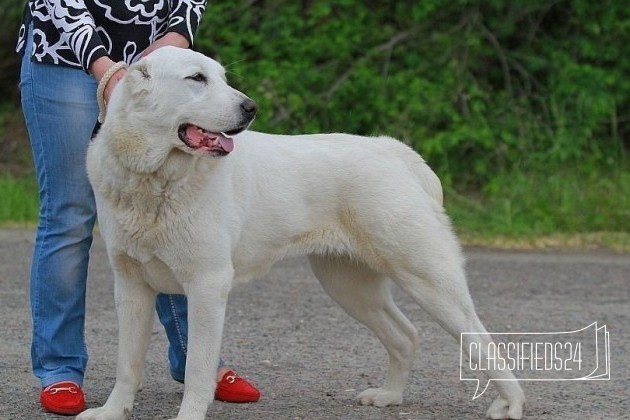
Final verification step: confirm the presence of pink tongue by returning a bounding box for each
[217,133,234,152]
[186,126,234,152]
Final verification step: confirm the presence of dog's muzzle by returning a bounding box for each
[177,98,257,156]
[178,124,235,155]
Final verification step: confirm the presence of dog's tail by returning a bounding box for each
[376,136,443,206]
[408,153,443,206]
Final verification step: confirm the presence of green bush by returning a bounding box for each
[195,1,628,191]
[0,0,628,235]
[0,0,23,102]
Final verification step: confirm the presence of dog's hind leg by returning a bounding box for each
[389,238,525,419]
[308,255,419,407]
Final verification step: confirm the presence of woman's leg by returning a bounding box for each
[155,293,226,382]
[20,41,99,387]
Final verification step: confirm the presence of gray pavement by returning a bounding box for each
[0,228,628,419]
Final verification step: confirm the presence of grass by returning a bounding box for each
[445,168,630,252]
[0,174,38,225]
[1,170,629,252]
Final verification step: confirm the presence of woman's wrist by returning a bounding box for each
[90,56,117,82]
[161,31,190,48]
[96,61,128,123]
[142,32,190,57]
[90,57,127,104]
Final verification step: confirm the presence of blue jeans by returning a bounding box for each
[155,295,224,382]
[19,29,221,388]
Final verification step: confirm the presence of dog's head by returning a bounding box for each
[107,46,256,159]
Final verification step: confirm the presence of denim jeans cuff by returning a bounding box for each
[41,373,84,389]
[170,369,185,384]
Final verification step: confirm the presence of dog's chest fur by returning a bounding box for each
[95,161,210,263]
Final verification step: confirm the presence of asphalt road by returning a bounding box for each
[0,229,628,419]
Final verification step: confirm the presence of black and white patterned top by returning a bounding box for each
[16,0,208,72]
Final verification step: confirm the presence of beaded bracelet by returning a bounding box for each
[96,61,128,123]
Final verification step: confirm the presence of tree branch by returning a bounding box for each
[476,18,513,96]
[321,29,415,101]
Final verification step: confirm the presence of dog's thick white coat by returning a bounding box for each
[77,47,525,420]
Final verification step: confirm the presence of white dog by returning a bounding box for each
[77,46,525,420]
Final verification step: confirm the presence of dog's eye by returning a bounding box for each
[187,73,207,83]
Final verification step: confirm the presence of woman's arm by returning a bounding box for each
[166,0,209,46]
[140,1,208,57]
[42,0,109,72]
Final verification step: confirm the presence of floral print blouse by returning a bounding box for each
[17,0,208,71]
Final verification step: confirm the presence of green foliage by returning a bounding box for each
[0,0,628,236]
[195,1,629,192]
[447,169,630,236]
[0,175,38,223]
[0,0,24,102]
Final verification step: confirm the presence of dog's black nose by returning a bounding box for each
[241,98,257,116]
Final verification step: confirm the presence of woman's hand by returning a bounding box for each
[89,32,188,104]
[141,32,190,57]
[90,57,127,103]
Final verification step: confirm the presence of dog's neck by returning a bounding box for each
[92,121,212,206]
[94,146,210,240]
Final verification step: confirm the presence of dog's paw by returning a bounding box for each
[486,396,524,419]
[356,387,403,407]
[76,406,131,420]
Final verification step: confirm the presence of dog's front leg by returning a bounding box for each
[175,269,232,420]
[78,269,156,420]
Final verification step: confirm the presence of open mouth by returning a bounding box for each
[178,124,238,155]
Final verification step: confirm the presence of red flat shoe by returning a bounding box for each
[215,370,261,403]
[40,381,86,415]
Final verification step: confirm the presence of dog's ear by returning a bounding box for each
[125,60,152,98]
